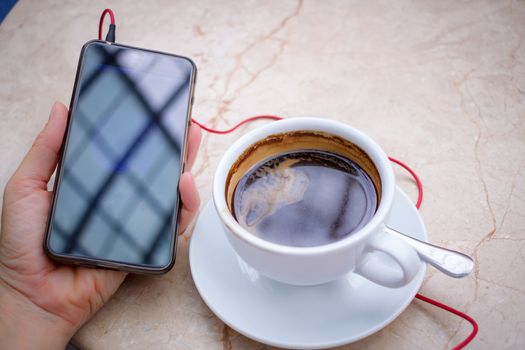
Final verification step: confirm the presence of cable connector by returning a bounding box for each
[105,23,116,42]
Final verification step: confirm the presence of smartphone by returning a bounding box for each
[44,40,197,273]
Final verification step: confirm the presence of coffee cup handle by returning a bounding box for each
[355,227,421,288]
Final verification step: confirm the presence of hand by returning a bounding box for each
[0,102,202,349]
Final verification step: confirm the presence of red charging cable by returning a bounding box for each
[387,157,478,349]
[97,9,478,349]
[191,115,282,134]
[98,8,115,41]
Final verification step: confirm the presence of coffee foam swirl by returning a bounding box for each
[236,158,309,230]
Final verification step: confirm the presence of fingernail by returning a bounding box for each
[49,102,60,120]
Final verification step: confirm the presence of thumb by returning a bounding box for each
[10,102,68,191]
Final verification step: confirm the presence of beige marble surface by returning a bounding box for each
[1,0,524,349]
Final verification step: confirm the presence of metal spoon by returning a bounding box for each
[384,227,474,278]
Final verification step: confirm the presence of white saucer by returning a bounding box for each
[189,188,427,349]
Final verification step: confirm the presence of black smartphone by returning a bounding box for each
[44,40,197,273]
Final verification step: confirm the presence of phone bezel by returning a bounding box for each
[44,40,197,274]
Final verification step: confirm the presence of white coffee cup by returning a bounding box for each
[213,117,423,287]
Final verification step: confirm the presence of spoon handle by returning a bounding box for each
[384,227,474,278]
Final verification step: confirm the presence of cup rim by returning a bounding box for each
[212,117,395,257]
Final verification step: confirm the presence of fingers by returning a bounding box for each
[10,103,68,190]
[178,124,202,233]
[185,123,201,172]
[178,172,200,233]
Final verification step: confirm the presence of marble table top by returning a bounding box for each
[1,1,524,349]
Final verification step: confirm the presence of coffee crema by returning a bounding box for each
[226,131,382,248]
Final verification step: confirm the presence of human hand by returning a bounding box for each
[0,102,202,349]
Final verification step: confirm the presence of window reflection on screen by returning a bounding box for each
[48,42,194,268]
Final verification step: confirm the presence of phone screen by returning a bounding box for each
[46,41,195,270]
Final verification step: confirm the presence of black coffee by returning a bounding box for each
[232,150,377,247]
